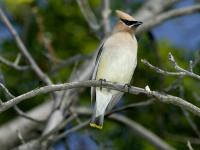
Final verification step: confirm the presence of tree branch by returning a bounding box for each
[187,141,194,150]
[0,83,45,123]
[0,55,29,71]
[62,108,176,150]
[141,52,200,80]
[0,8,53,85]
[35,109,175,150]
[76,0,100,36]
[137,4,200,34]
[169,53,200,80]
[102,0,111,37]
[109,114,175,150]
[141,59,185,76]
[0,80,200,118]
[109,98,155,114]
[135,0,180,20]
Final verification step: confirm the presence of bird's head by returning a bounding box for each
[114,10,142,34]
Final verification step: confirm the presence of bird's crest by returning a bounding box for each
[116,10,136,21]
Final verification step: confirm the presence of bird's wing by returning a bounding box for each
[91,42,104,104]
[106,92,124,112]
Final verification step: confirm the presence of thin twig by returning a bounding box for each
[0,55,29,71]
[51,54,91,73]
[41,113,77,141]
[137,4,200,34]
[76,0,100,36]
[49,111,175,149]
[0,83,45,123]
[182,109,200,138]
[14,53,22,66]
[135,0,180,20]
[166,133,200,144]
[169,53,200,80]
[141,59,185,76]
[0,8,53,85]
[177,85,200,138]
[53,119,90,142]
[187,141,194,150]
[109,99,155,115]
[109,114,175,150]
[143,56,200,138]
[102,0,111,37]
[141,53,200,80]
[14,106,45,123]
[16,130,25,144]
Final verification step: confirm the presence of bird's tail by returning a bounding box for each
[90,89,112,129]
[90,113,104,129]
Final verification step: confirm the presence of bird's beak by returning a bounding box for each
[133,21,143,28]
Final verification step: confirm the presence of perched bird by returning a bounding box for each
[90,10,142,129]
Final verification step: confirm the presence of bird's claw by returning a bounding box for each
[99,79,106,91]
[124,83,131,93]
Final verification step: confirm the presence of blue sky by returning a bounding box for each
[152,0,200,51]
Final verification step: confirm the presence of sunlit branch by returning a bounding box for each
[0,80,200,118]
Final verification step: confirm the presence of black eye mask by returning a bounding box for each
[120,19,138,26]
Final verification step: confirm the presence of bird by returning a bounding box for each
[90,10,142,129]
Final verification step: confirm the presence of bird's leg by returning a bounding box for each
[124,83,131,93]
[99,79,106,91]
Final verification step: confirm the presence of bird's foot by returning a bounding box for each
[124,83,131,93]
[99,79,106,91]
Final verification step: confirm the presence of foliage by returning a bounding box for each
[0,0,199,149]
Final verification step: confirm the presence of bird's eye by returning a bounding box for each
[120,19,138,26]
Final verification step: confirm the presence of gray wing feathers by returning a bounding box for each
[91,42,104,104]
[106,92,124,112]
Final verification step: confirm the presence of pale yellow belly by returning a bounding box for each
[96,46,137,84]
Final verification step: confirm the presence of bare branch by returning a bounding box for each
[0,83,15,99]
[109,98,155,114]
[53,119,90,142]
[41,114,77,141]
[51,54,91,73]
[0,83,45,123]
[0,8,53,85]
[166,133,200,145]
[182,109,200,138]
[0,101,52,149]
[76,0,100,35]
[141,59,185,76]
[16,130,25,144]
[169,53,200,80]
[141,53,200,81]
[187,141,194,150]
[42,110,64,136]
[14,53,22,65]
[50,112,175,150]
[0,80,200,118]
[0,55,29,71]
[102,0,111,36]
[69,107,176,150]
[189,60,193,72]
[135,0,180,20]
[109,114,175,150]
[137,4,200,34]
[14,106,45,123]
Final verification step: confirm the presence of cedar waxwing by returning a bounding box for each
[90,10,142,129]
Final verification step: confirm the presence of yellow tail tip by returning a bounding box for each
[90,123,103,129]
